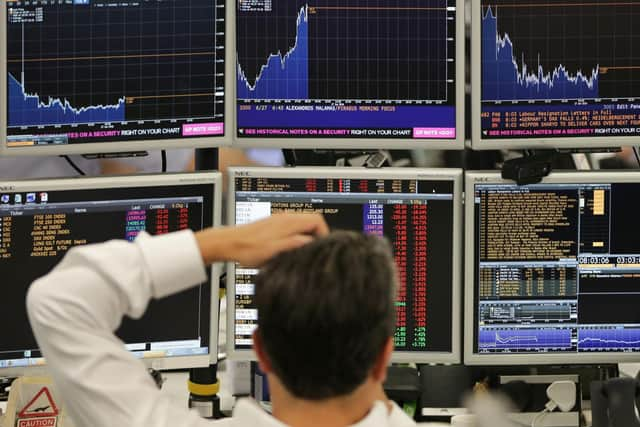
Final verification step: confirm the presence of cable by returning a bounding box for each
[531,408,550,427]
[633,147,640,168]
[161,150,167,173]
[61,155,85,176]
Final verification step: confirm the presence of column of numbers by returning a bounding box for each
[411,204,428,349]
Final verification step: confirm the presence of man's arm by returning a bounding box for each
[27,214,328,427]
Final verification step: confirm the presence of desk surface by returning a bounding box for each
[5,361,634,426]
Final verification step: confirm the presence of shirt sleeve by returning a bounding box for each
[26,230,215,427]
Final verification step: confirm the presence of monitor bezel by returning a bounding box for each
[464,170,640,365]
[231,0,465,149]
[0,172,222,376]
[227,166,463,363]
[470,2,635,150]
[0,2,233,157]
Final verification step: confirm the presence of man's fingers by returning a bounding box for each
[273,234,314,256]
[310,215,330,236]
[278,213,329,237]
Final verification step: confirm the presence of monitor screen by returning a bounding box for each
[234,0,463,148]
[473,1,640,149]
[229,167,462,363]
[467,172,640,364]
[2,0,227,155]
[0,173,221,374]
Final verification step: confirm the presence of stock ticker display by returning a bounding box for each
[233,176,454,353]
[481,0,640,140]
[0,184,214,369]
[6,0,225,148]
[236,0,457,140]
[474,182,640,354]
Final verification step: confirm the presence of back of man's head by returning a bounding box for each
[254,230,397,400]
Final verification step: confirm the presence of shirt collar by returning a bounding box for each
[231,399,406,426]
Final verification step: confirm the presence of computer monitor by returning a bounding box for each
[228,167,462,363]
[471,2,639,149]
[233,0,464,149]
[465,171,640,365]
[1,0,231,156]
[0,172,221,376]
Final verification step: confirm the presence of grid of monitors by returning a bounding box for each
[1,0,231,156]
[0,173,221,376]
[228,167,462,363]
[466,171,640,365]
[233,0,465,149]
[472,1,640,149]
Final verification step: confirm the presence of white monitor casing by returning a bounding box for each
[465,170,640,365]
[0,172,222,376]
[0,4,233,156]
[470,2,636,150]
[231,0,465,149]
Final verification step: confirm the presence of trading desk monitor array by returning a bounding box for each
[234,0,464,148]
[0,173,221,376]
[472,1,640,149]
[1,0,228,156]
[465,172,640,365]
[228,167,462,363]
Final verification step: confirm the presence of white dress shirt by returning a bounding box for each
[27,231,416,427]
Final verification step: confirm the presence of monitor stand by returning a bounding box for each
[501,150,556,185]
[384,366,421,419]
[186,148,221,419]
[502,147,624,185]
[188,364,222,419]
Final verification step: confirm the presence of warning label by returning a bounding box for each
[17,418,57,427]
[18,387,59,419]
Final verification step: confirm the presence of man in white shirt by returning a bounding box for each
[26,214,415,427]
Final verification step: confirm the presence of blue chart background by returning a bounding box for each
[237,6,309,100]
[237,105,455,130]
[8,73,125,127]
[479,328,572,351]
[481,7,598,101]
[578,328,640,350]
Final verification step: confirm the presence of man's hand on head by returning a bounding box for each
[195,213,329,266]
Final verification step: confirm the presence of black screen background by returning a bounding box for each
[235,177,455,353]
[474,182,640,353]
[304,200,453,351]
[0,184,214,359]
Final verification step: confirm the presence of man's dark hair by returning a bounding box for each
[254,230,397,400]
